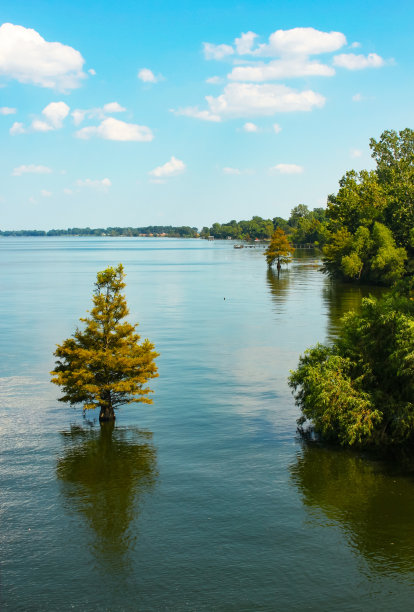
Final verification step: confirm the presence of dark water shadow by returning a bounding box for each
[322,280,388,340]
[290,442,414,576]
[57,422,157,571]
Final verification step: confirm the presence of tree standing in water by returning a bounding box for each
[265,228,295,270]
[51,264,159,423]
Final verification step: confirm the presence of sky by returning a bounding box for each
[0,0,413,230]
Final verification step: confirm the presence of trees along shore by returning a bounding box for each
[51,264,159,423]
[289,129,414,450]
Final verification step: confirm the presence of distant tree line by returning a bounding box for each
[201,206,328,244]
[0,225,199,238]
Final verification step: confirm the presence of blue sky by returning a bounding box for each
[0,0,413,230]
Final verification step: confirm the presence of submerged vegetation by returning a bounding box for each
[51,264,159,423]
[289,281,414,448]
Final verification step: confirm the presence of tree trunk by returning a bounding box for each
[99,393,115,423]
[99,399,115,423]
[277,258,281,271]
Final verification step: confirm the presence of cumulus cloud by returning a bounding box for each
[76,178,111,190]
[272,163,304,174]
[149,156,186,179]
[350,149,363,158]
[273,123,282,133]
[255,27,346,57]
[76,117,153,141]
[40,189,52,197]
[228,58,335,81]
[352,93,363,102]
[9,121,25,135]
[235,31,258,55]
[88,68,96,75]
[0,23,86,90]
[203,42,234,60]
[243,122,259,132]
[204,27,346,60]
[0,106,16,114]
[71,101,126,126]
[333,53,385,70]
[205,83,325,118]
[12,164,52,176]
[137,68,163,83]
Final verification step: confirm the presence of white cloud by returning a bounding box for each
[138,68,162,83]
[10,121,25,135]
[333,53,384,70]
[273,123,282,133]
[350,42,361,49]
[205,83,325,118]
[12,164,52,176]
[40,189,52,197]
[228,58,335,81]
[243,122,259,132]
[203,42,234,60]
[350,149,362,158]
[25,101,71,133]
[149,156,186,178]
[205,76,223,84]
[88,68,96,75]
[76,117,153,141]
[272,163,304,174]
[222,167,241,175]
[71,101,126,126]
[76,178,111,190]
[41,101,70,128]
[352,93,363,102]
[102,102,126,113]
[255,27,346,57]
[63,188,73,195]
[31,119,54,132]
[0,23,86,90]
[0,106,16,115]
[173,106,221,122]
[235,31,258,55]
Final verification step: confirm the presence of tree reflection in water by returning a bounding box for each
[57,423,157,570]
[266,268,291,313]
[291,443,414,575]
[322,280,387,340]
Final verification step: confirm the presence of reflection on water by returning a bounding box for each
[57,423,157,569]
[266,268,290,312]
[291,443,414,575]
[323,280,387,340]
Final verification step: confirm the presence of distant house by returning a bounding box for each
[207,235,214,241]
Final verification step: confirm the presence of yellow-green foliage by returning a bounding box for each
[265,228,295,268]
[51,264,159,418]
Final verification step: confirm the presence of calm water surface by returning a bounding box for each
[0,237,412,611]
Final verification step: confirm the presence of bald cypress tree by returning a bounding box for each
[51,264,159,422]
[265,228,295,270]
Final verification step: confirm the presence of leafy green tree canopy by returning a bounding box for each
[51,264,159,422]
[289,284,414,448]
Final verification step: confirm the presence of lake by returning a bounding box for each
[1,237,413,611]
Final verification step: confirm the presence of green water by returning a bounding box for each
[0,238,411,611]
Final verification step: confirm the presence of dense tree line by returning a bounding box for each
[290,129,414,450]
[202,206,327,243]
[321,129,414,285]
[0,225,199,238]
